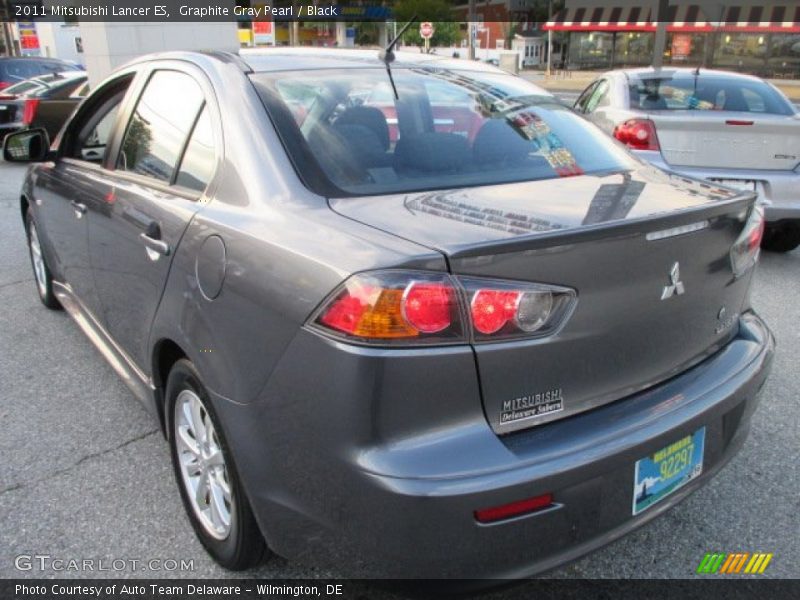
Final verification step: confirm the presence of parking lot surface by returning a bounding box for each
[1,151,798,585]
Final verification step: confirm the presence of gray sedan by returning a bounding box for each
[574,67,800,252]
[6,49,773,578]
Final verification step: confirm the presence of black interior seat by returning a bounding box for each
[394,132,470,176]
[334,106,390,151]
[472,119,534,167]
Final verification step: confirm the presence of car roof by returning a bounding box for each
[239,47,506,74]
[0,56,76,63]
[609,67,767,84]
[121,48,508,75]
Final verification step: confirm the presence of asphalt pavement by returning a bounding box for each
[1,151,798,587]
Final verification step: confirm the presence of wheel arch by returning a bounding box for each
[20,194,30,224]
[151,338,189,435]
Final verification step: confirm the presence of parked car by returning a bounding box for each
[0,71,88,141]
[0,56,82,91]
[6,49,773,578]
[574,67,800,252]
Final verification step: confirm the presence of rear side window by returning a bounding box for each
[175,107,215,192]
[584,79,610,113]
[117,70,204,183]
[252,68,635,197]
[628,75,794,115]
[574,81,599,113]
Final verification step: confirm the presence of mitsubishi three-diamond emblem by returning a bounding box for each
[661,262,686,300]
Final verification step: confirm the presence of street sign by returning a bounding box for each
[420,22,434,40]
[252,20,274,46]
[16,21,40,56]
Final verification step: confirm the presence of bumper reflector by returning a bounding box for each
[474,492,554,524]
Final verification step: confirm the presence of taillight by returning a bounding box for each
[313,271,463,345]
[461,277,575,342]
[22,99,40,126]
[613,118,660,151]
[730,205,764,278]
[311,271,576,346]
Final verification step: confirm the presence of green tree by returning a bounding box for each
[354,21,380,46]
[393,0,461,50]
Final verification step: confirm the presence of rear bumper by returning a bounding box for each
[215,311,773,579]
[633,149,800,222]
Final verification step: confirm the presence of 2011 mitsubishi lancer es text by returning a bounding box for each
[6,48,774,578]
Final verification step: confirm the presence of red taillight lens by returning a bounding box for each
[475,493,554,524]
[319,290,371,336]
[402,282,454,333]
[311,272,576,345]
[748,217,765,252]
[471,289,521,335]
[613,118,660,151]
[22,99,40,126]
[731,205,764,278]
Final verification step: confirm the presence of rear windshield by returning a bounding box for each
[251,68,635,197]
[0,59,80,82]
[628,74,794,115]
[4,73,83,97]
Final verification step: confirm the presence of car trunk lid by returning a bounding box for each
[650,111,800,171]
[330,168,757,434]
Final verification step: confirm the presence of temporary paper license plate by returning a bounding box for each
[632,427,705,515]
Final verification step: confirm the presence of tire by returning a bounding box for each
[25,212,61,310]
[165,359,266,570]
[761,223,800,253]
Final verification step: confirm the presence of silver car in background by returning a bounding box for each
[574,68,800,252]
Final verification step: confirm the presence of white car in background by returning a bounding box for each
[574,68,800,252]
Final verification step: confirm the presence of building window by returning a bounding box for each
[569,31,613,69]
[615,32,655,67]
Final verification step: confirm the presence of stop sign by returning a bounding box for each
[420,22,435,40]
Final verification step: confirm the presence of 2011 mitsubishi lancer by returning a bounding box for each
[6,47,773,578]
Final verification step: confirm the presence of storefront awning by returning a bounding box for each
[544,4,800,33]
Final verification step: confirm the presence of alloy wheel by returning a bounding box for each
[28,223,47,298]
[174,389,233,540]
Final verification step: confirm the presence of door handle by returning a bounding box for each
[140,233,170,260]
[70,200,87,218]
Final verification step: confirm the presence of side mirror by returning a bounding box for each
[3,128,51,162]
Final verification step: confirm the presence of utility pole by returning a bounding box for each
[0,0,16,57]
[468,0,476,60]
[546,0,552,76]
[652,0,669,69]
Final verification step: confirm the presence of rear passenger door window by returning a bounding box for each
[174,107,215,192]
[117,70,204,183]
